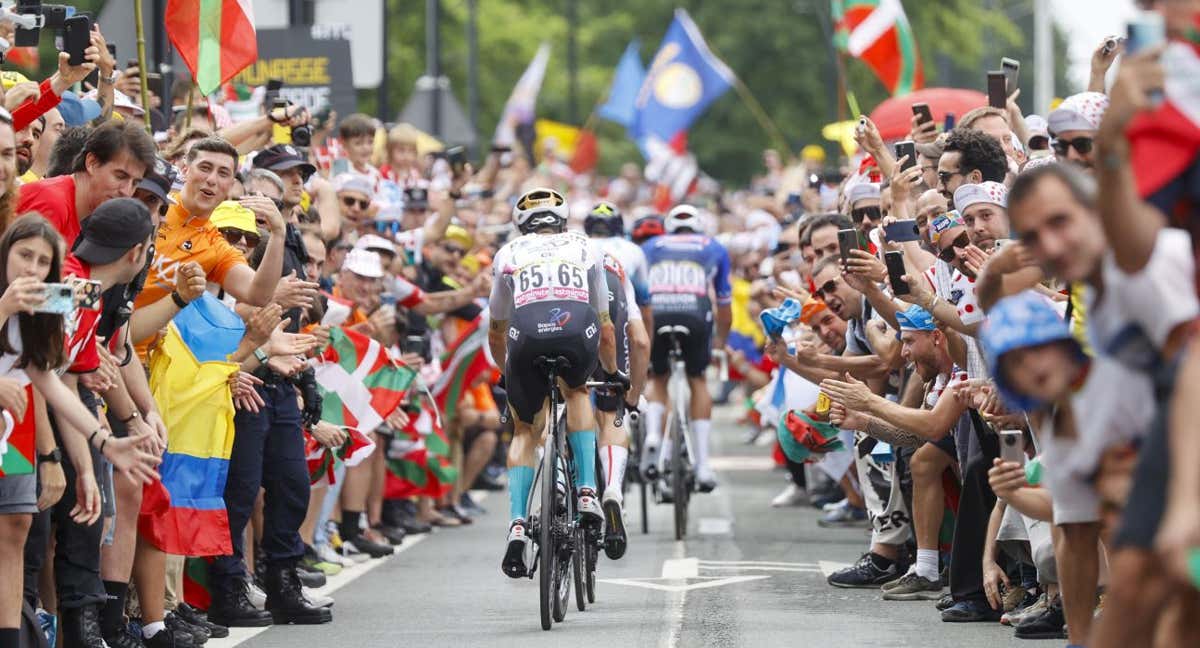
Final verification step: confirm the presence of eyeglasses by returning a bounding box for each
[1052,136,1093,157]
[851,206,881,224]
[220,228,261,248]
[812,278,839,301]
[342,196,370,210]
[936,169,962,186]
[441,243,467,257]
[938,232,970,262]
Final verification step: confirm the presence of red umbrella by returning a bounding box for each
[868,87,988,141]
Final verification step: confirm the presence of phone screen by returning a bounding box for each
[987,72,1007,109]
[885,251,909,295]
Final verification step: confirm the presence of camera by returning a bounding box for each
[290,123,312,147]
[13,1,76,48]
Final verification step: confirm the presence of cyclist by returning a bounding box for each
[641,204,732,494]
[488,188,622,579]
[582,201,653,559]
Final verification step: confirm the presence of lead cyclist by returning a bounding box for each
[488,188,625,579]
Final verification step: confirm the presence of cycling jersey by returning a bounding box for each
[593,236,651,307]
[641,233,732,315]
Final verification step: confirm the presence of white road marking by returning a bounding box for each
[661,557,699,578]
[599,575,770,593]
[697,560,818,567]
[697,517,732,535]
[708,455,777,471]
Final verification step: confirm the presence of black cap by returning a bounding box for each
[252,144,317,179]
[72,198,155,265]
[136,157,178,206]
[403,187,429,210]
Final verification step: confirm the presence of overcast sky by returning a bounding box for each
[1055,0,1138,91]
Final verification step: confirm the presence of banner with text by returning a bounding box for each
[235,25,355,119]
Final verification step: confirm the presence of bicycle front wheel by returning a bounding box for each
[539,434,557,631]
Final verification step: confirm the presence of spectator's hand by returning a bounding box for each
[267,354,305,377]
[125,413,164,456]
[309,325,332,351]
[1100,44,1167,140]
[829,401,867,431]
[894,273,931,307]
[853,116,885,155]
[764,339,786,365]
[1157,500,1200,586]
[819,373,874,411]
[79,366,116,394]
[793,341,821,367]
[368,305,396,336]
[244,303,283,347]
[0,276,46,317]
[237,195,285,235]
[144,410,168,453]
[889,158,924,202]
[987,458,1028,500]
[983,560,1011,611]
[56,49,100,89]
[979,241,1035,279]
[230,371,265,412]
[771,285,809,304]
[960,244,990,278]
[310,421,348,449]
[471,272,491,297]
[385,408,410,430]
[70,469,102,525]
[3,81,39,112]
[173,261,207,304]
[91,24,116,76]
[1005,88,1024,130]
[273,271,320,310]
[104,432,163,485]
[36,456,65,511]
[845,249,887,284]
[266,319,319,357]
[910,114,938,144]
[400,352,424,371]
[0,377,27,421]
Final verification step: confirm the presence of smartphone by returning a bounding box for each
[1102,36,1125,56]
[63,15,91,66]
[330,158,350,176]
[446,146,467,175]
[884,251,909,296]
[1127,11,1165,55]
[837,228,861,264]
[489,144,511,154]
[1000,430,1025,465]
[884,219,921,243]
[894,140,917,172]
[1001,57,1020,93]
[71,278,103,310]
[992,238,1011,251]
[35,283,76,314]
[911,102,933,127]
[987,71,1007,109]
[403,335,428,358]
[944,113,956,131]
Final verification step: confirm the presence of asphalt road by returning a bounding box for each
[211,406,1044,648]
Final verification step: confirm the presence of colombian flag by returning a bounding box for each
[139,295,242,556]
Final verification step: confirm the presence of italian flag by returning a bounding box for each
[385,404,457,499]
[432,316,498,421]
[312,327,416,433]
[165,0,258,95]
[832,0,924,96]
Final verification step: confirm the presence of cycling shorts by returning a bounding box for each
[649,309,712,377]
[505,301,600,424]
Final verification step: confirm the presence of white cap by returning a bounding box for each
[334,173,375,200]
[847,182,881,207]
[342,248,384,278]
[1025,114,1049,138]
[953,181,1008,212]
[1047,92,1108,135]
[353,233,396,256]
[82,89,146,116]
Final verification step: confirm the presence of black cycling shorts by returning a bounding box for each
[505,301,600,424]
[592,269,629,379]
[649,310,712,377]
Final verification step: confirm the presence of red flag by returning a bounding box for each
[165,0,258,95]
[569,130,598,173]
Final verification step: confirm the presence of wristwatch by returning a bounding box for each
[171,291,190,309]
[100,70,120,85]
[254,348,269,364]
[37,448,62,464]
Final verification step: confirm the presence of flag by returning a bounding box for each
[644,131,699,211]
[832,0,924,96]
[432,317,498,421]
[3,47,38,71]
[139,317,241,556]
[305,427,377,486]
[570,130,599,173]
[183,557,214,611]
[312,327,416,433]
[494,43,551,147]
[385,405,457,499]
[534,119,582,161]
[631,9,734,144]
[165,0,258,95]
[598,40,646,129]
[0,384,35,477]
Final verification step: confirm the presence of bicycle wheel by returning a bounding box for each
[538,433,556,631]
[671,414,687,541]
[573,528,586,611]
[585,543,597,603]
[631,415,649,534]
[552,452,572,623]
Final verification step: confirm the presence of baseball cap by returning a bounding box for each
[928,210,965,246]
[353,233,396,257]
[895,305,936,332]
[343,248,384,278]
[981,290,1081,412]
[952,181,1008,212]
[57,91,102,127]
[1025,114,1049,140]
[799,298,828,326]
[443,224,473,250]
[72,198,155,265]
[136,157,179,207]
[252,144,317,179]
[847,182,881,207]
[110,90,146,117]
[334,173,375,200]
[1046,92,1109,135]
[209,201,258,234]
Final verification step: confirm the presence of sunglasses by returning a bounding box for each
[1028,135,1050,151]
[812,278,839,301]
[851,206,881,224]
[1052,136,1093,156]
[220,227,261,248]
[938,232,970,262]
[936,169,962,186]
[441,243,467,257]
[342,196,370,210]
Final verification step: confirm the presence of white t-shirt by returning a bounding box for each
[1085,227,1198,371]
[489,231,609,321]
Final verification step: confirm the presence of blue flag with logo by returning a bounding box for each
[598,40,646,129]
[631,9,735,144]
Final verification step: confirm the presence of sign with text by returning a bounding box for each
[235,26,355,119]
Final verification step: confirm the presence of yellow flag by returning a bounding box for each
[534,119,581,161]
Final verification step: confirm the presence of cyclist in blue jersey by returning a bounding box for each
[640,204,732,493]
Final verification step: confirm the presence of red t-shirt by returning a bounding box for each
[61,255,101,374]
[18,175,79,248]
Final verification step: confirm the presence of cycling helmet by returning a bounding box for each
[583,201,623,237]
[512,187,568,234]
[664,204,701,234]
[631,215,665,245]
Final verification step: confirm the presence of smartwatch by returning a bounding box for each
[37,448,62,464]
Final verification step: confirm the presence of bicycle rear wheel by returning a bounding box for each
[538,433,556,631]
[671,415,688,540]
[585,542,597,603]
[573,528,586,611]
[552,451,572,623]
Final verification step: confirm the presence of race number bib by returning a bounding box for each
[513,261,589,308]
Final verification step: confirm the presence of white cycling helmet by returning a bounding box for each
[513,187,568,234]
[664,204,701,234]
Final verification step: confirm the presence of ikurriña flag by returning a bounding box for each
[833,0,924,96]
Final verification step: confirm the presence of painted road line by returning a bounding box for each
[697,517,732,535]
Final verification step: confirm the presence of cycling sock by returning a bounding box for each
[599,445,628,501]
[567,430,598,490]
[643,402,665,449]
[508,465,535,522]
[693,419,712,470]
[659,436,673,471]
[915,549,939,580]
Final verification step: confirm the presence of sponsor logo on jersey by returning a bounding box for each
[537,307,572,334]
[585,323,597,339]
[509,326,519,341]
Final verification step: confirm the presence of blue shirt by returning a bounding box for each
[641,233,732,314]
